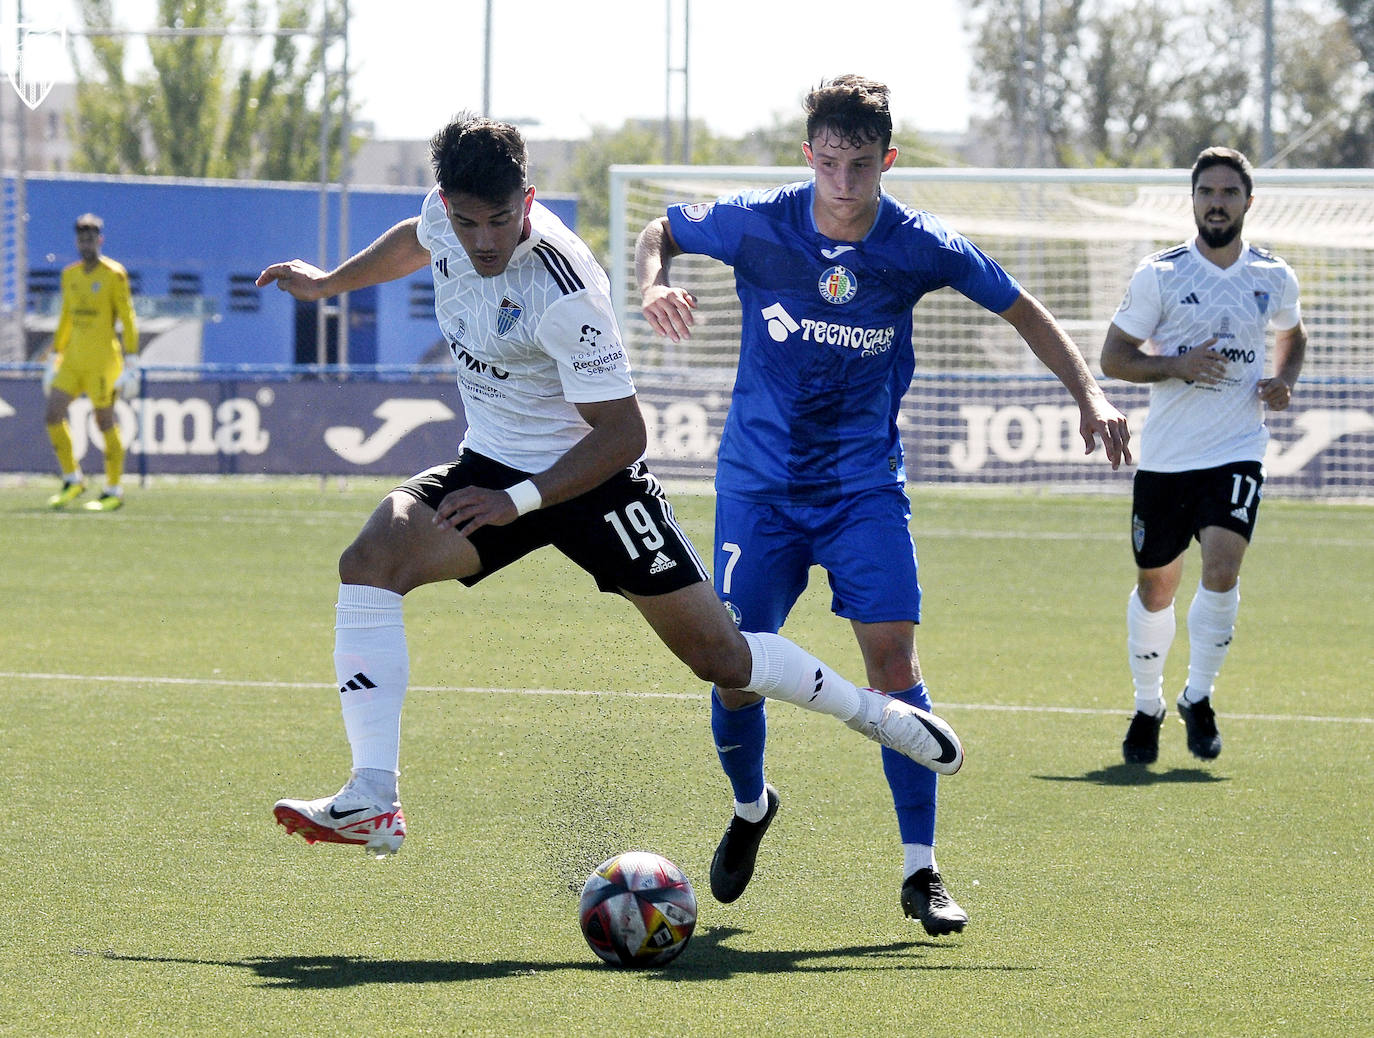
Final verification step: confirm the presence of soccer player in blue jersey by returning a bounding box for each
[636,75,1131,934]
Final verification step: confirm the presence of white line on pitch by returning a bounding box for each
[3,671,1370,726]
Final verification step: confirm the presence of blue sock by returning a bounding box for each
[711,688,767,805]
[880,682,938,845]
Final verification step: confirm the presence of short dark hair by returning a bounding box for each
[75,213,103,232]
[1191,147,1254,197]
[430,114,527,204]
[804,75,893,151]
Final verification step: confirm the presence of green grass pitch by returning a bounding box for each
[1,478,1370,1036]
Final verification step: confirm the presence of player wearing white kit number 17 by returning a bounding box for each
[256,113,964,860]
[1102,146,1307,765]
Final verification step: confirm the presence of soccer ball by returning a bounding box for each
[577,851,697,968]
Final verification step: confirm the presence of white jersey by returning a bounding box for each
[1111,238,1301,472]
[415,188,635,472]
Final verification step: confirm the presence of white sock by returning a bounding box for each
[353,767,399,804]
[903,843,936,879]
[1126,587,1174,715]
[741,631,862,721]
[733,789,770,823]
[1184,582,1240,703]
[334,583,408,774]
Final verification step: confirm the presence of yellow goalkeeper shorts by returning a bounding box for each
[51,358,121,409]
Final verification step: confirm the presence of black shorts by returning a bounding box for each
[395,451,709,596]
[1131,461,1265,569]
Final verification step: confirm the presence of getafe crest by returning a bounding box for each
[8,20,66,111]
[818,265,857,304]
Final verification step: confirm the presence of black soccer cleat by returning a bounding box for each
[709,784,779,904]
[901,868,968,936]
[1177,693,1222,760]
[1122,708,1166,764]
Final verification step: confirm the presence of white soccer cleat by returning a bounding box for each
[273,776,406,858]
[846,688,964,775]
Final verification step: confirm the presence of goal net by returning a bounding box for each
[610,166,1374,498]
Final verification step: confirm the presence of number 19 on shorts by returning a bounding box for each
[603,502,666,560]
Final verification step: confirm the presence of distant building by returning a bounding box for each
[350,135,433,189]
[0,83,78,171]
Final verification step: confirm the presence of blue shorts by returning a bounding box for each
[714,485,921,633]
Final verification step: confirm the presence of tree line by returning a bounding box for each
[69,0,348,181]
[68,1,1373,223]
[966,0,1373,168]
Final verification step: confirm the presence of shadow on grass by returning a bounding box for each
[95,927,1033,986]
[1033,763,1228,786]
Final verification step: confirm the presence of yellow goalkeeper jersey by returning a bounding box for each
[53,256,138,369]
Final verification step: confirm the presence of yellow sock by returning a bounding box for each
[47,421,77,476]
[102,425,125,489]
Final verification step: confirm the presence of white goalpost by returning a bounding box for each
[610,165,1374,498]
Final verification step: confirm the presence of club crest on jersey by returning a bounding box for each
[818,265,857,305]
[1253,290,1270,315]
[496,296,524,337]
[445,318,467,359]
[681,202,712,222]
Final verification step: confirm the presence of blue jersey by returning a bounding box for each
[668,182,1021,504]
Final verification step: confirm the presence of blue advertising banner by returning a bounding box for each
[2,372,1370,496]
[0,375,463,476]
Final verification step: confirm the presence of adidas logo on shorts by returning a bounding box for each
[648,552,677,574]
[1231,506,1249,522]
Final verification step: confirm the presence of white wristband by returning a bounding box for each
[506,479,542,517]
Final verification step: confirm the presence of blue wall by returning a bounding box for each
[19,173,577,367]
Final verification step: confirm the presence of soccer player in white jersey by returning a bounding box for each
[255,114,965,859]
[1102,146,1307,764]
[636,76,1131,934]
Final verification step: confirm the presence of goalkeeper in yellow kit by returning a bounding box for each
[43,213,139,511]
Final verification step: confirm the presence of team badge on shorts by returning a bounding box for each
[680,202,712,222]
[1132,513,1146,554]
[818,265,857,304]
